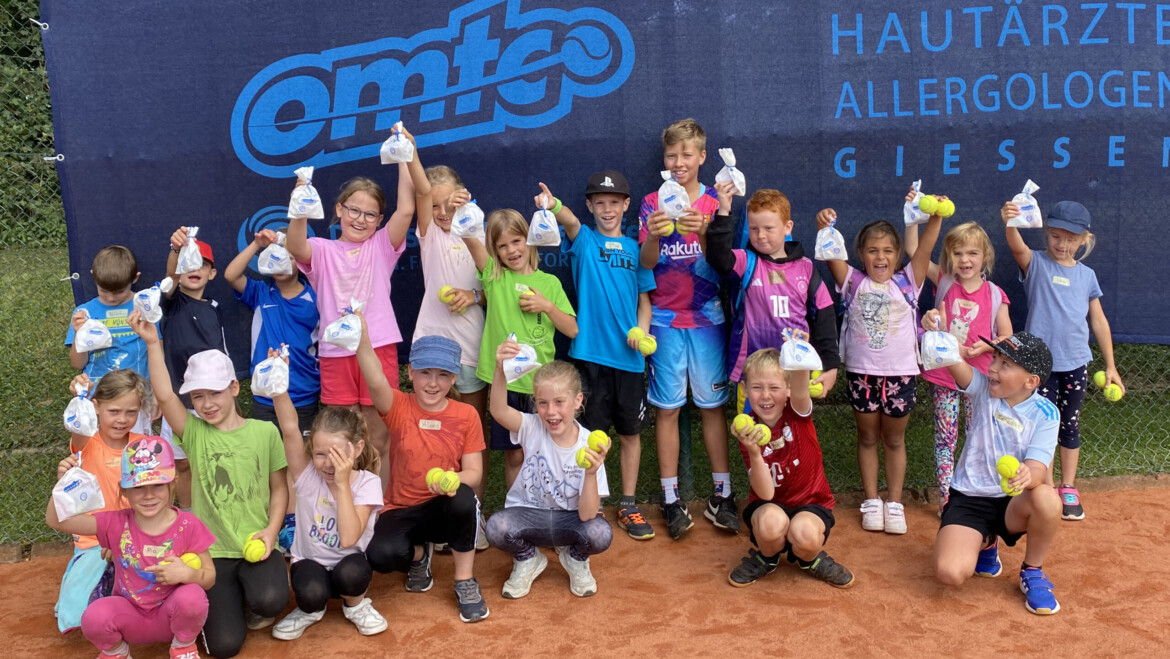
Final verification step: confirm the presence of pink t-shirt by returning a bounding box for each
[840,263,923,377]
[298,227,405,357]
[95,509,215,610]
[922,277,1010,389]
[291,466,382,568]
[411,226,485,367]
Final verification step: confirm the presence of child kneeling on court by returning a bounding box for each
[727,344,854,589]
[924,312,1063,615]
[485,338,612,598]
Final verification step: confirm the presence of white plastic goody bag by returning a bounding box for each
[814,221,847,261]
[323,298,364,352]
[920,331,963,370]
[1007,180,1043,229]
[251,345,290,397]
[503,338,541,384]
[63,383,99,437]
[53,457,105,521]
[527,199,560,247]
[288,166,325,220]
[175,225,204,274]
[903,179,930,227]
[379,121,415,164]
[451,199,485,238]
[258,232,293,276]
[133,282,164,323]
[657,171,690,220]
[714,148,746,196]
[73,311,113,354]
[779,329,824,371]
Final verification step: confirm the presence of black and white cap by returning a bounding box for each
[980,332,1053,383]
[585,170,630,198]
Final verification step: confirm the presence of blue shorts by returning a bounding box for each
[646,325,728,409]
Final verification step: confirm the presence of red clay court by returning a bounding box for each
[3,487,1166,657]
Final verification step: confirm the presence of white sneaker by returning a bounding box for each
[501,551,548,599]
[555,546,597,597]
[342,597,388,636]
[476,511,490,551]
[860,498,884,532]
[271,607,324,640]
[884,501,907,534]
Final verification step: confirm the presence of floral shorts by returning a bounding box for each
[845,371,917,418]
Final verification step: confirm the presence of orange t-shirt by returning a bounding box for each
[69,432,137,549]
[381,394,485,511]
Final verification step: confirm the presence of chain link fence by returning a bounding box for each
[1,2,1167,547]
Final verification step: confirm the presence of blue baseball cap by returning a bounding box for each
[1046,200,1091,234]
[409,335,462,374]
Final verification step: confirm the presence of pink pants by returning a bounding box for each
[81,583,208,652]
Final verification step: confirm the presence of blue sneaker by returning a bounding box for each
[1020,567,1061,615]
[974,540,1002,578]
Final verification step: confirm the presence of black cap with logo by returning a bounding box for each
[585,170,630,198]
[979,332,1053,384]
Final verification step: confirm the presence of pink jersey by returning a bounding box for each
[923,277,1010,389]
[637,186,723,329]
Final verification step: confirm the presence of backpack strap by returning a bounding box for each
[989,282,1004,338]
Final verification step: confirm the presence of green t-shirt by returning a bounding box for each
[476,259,575,394]
[175,416,287,559]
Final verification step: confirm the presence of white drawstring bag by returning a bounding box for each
[1007,179,1043,229]
[63,383,99,437]
[920,330,963,370]
[714,148,746,196]
[503,338,541,384]
[527,198,560,247]
[288,166,325,220]
[451,199,485,239]
[657,171,690,220]
[815,220,847,261]
[251,345,290,397]
[258,232,293,276]
[903,179,930,227]
[175,225,205,275]
[779,330,824,371]
[73,311,113,354]
[323,298,364,352]
[53,455,105,521]
[133,282,165,323]
[379,121,415,164]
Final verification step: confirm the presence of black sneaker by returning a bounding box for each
[618,504,656,540]
[661,500,694,540]
[405,542,433,592]
[704,492,741,533]
[454,577,490,623]
[802,551,855,589]
[728,549,779,587]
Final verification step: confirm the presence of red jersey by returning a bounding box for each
[738,402,834,509]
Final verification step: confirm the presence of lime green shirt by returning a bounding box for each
[175,416,287,558]
[476,259,575,394]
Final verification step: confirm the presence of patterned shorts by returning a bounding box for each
[845,371,917,418]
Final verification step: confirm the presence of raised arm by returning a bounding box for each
[285,180,313,264]
[128,311,188,437]
[45,492,98,538]
[1001,202,1032,275]
[462,235,489,271]
[68,311,89,369]
[902,210,940,285]
[272,384,309,481]
[223,230,277,294]
[815,209,849,287]
[385,162,416,249]
[909,212,943,289]
[490,339,525,433]
[165,226,188,297]
[537,182,581,241]
[66,374,94,449]
[355,314,395,416]
[401,128,434,239]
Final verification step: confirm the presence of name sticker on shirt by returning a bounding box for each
[143,544,167,558]
[419,419,441,430]
[316,494,335,509]
[515,283,531,295]
[347,247,362,258]
[1052,276,1070,287]
[993,411,1024,432]
[604,241,622,250]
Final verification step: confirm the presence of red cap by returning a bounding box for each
[196,240,214,265]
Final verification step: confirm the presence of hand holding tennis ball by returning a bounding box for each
[242,536,266,563]
[753,423,772,447]
[575,446,593,469]
[1093,370,1106,388]
[809,370,824,397]
[731,413,753,437]
[1104,384,1123,402]
[438,470,461,494]
[996,455,1022,496]
[637,335,657,356]
[587,430,611,453]
[918,194,939,215]
[438,285,456,304]
[936,198,956,218]
[426,467,444,487]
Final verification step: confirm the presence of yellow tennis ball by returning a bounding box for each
[659,221,675,238]
[1000,476,1022,497]
[439,470,461,493]
[811,370,822,380]
[754,424,772,447]
[438,285,456,303]
[1092,370,1106,389]
[180,552,201,570]
[996,455,1020,479]
[937,199,955,218]
[731,413,753,434]
[522,290,536,297]
[426,467,444,487]
[917,194,939,215]
[575,447,593,469]
[587,430,611,453]
[637,336,657,356]
[242,538,265,563]
[627,327,645,343]
[676,222,692,236]
[1104,384,1123,402]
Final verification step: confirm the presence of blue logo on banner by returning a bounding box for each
[231,0,635,178]
[237,205,317,272]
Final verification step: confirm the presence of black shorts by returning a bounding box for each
[577,360,646,437]
[742,499,835,554]
[940,489,1025,547]
[845,371,917,418]
[489,389,533,450]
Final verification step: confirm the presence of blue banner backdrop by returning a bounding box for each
[43,0,1170,374]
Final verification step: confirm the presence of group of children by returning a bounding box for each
[50,119,1121,657]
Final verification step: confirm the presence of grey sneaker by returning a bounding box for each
[555,546,597,597]
[476,511,490,551]
[802,551,855,589]
[454,578,490,623]
[272,607,324,640]
[728,548,779,587]
[501,551,548,599]
[405,542,434,592]
[342,597,388,636]
[245,609,276,630]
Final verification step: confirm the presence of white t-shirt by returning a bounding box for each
[291,466,383,568]
[504,414,609,511]
[411,227,485,367]
[840,263,923,376]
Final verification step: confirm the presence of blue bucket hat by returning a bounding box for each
[1046,200,1091,235]
[409,335,462,374]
